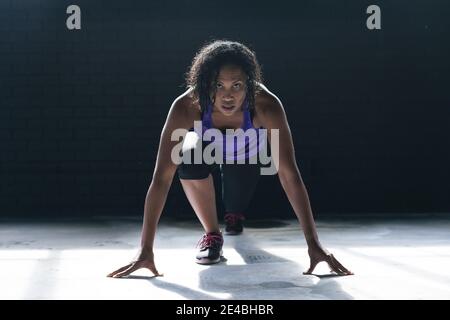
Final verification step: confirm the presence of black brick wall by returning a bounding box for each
[1,1,449,218]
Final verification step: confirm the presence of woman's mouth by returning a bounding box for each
[222,105,235,111]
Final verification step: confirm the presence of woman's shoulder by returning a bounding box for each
[254,83,284,117]
[173,88,200,110]
[170,89,202,121]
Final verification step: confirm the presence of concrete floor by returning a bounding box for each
[0,214,449,300]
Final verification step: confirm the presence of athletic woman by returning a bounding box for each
[108,40,353,277]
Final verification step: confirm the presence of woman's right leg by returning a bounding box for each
[179,173,224,265]
[179,174,220,234]
[177,141,223,264]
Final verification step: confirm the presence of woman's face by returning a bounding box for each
[211,64,247,116]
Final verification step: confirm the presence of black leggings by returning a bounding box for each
[177,141,261,213]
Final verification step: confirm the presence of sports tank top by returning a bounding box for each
[193,98,267,161]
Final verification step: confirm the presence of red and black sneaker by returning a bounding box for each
[195,231,224,265]
[224,213,245,235]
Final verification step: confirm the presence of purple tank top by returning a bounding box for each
[195,98,267,161]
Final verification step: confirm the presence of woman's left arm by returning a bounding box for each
[258,90,353,276]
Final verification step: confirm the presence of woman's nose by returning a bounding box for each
[222,91,234,100]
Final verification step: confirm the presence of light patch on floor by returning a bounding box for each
[1,216,449,299]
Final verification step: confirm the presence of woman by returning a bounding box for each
[108,40,353,277]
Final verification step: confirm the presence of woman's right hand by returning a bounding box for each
[107,248,162,278]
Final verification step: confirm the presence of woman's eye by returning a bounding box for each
[216,83,223,88]
[233,83,241,89]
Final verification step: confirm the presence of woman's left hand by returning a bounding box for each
[303,244,354,276]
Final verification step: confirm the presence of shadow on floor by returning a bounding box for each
[123,232,354,300]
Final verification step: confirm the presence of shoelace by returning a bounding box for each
[224,213,245,226]
[197,233,223,249]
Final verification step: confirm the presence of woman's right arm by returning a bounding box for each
[107,94,192,278]
[140,95,191,251]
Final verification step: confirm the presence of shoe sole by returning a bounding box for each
[195,251,223,265]
[195,257,221,265]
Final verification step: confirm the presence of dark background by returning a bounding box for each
[1,0,449,219]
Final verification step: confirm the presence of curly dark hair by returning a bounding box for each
[186,40,263,114]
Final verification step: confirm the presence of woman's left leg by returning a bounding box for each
[220,159,261,234]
